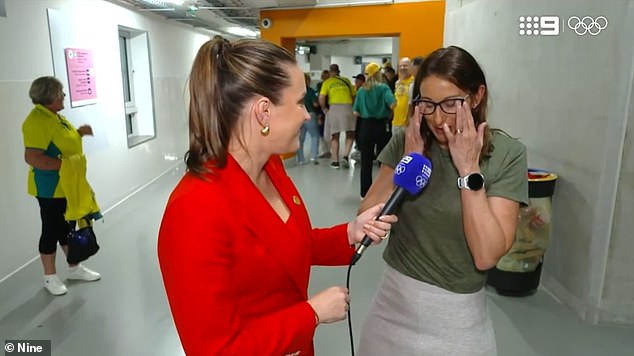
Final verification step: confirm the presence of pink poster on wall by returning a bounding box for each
[64,48,97,107]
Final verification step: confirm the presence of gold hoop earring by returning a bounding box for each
[260,125,270,136]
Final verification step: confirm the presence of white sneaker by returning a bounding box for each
[67,265,101,281]
[44,275,67,295]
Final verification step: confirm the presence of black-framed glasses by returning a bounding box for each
[413,94,469,115]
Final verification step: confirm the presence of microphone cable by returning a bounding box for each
[346,262,355,356]
[343,152,431,356]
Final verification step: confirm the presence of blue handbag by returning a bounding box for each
[66,218,100,264]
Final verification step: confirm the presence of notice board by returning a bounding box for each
[64,48,97,107]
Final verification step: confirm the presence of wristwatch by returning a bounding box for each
[457,172,485,191]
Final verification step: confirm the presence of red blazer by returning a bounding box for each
[158,154,354,355]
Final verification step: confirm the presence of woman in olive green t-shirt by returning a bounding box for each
[358,46,528,356]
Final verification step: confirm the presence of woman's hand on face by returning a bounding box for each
[307,286,350,325]
[77,125,93,137]
[442,101,487,176]
[347,203,398,246]
[404,105,425,155]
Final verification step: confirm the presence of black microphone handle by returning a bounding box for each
[351,187,406,265]
[358,187,406,248]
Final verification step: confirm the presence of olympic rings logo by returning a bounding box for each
[415,175,428,188]
[395,163,406,175]
[567,16,608,36]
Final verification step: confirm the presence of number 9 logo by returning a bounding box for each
[540,16,560,36]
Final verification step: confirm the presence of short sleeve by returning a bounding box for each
[22,117,51,150]
[319,80,330,96]
[485,134,529,206]
[384,85,396,106]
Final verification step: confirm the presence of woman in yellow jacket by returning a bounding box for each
[22,76,101,295]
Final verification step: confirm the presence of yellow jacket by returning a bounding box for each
[59,154,101,225]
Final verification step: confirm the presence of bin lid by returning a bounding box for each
[528,169,557,198]
[528,169,558,182]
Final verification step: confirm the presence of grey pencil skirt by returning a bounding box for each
[357,265,497,356]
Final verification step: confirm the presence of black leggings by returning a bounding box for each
[358,118,391,197]
[37,197,74,254]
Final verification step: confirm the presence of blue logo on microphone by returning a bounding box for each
[394,153,432,195]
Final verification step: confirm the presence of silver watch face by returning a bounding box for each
[458,173,485,190]
[466,173,484,190]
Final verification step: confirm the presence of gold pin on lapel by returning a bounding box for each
[292,195,301,205]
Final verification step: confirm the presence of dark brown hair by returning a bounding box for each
[411,56,424,66]
[414,46,492,159]
[185,38,296,176]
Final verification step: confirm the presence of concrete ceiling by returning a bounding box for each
[107,0,396,37]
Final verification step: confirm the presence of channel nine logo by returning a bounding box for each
[519,16,608,36]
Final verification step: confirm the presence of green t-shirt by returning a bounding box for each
[378,130,529,293]
[352,83,395,119]
[22,104,82,198]
[304,86,317,112]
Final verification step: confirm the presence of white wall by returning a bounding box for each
[313,37,394,57]
[444,0,634,325]
[307,38,395,81]
[297,53,311,73]
[0,0,211,281]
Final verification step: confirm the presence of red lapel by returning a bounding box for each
[225,154,312,299]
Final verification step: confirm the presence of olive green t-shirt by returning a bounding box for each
[378,130,529,293]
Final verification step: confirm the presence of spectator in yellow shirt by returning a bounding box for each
[318,64,356,169]
[392,57,414,134]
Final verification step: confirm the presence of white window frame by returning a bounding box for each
[118,26,156,148]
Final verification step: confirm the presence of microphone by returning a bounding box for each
[350,153,432,265]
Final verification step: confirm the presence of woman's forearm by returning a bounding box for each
[24,149,61,170]
[461,192,519,270]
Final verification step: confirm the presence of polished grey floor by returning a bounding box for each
[1,157,632,356]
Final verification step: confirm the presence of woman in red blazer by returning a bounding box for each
[158,38,396,356]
